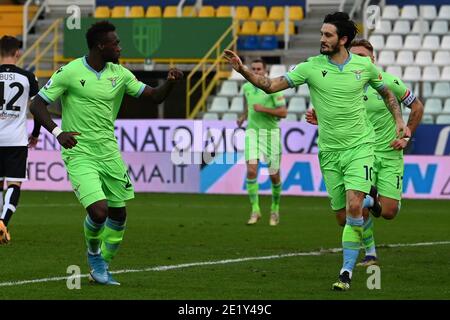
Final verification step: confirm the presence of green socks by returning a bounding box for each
[246,178,260,213]
[363,216,377,257]
[271,182,282,213]
[84,215,104,255]
[101,218,126,263]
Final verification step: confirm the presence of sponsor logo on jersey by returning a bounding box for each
[80,79,86,87]
[321,70,327,77]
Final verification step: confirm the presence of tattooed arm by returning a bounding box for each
[376,86,410,139]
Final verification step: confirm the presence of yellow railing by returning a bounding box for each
[18,18,61,78]
[186,21,238,119]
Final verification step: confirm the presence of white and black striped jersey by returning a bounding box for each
[0,64,38,146]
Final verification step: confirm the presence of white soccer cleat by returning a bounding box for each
[269,213,279,226]
[247,213,261,225]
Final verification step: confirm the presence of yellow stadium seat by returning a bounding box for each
[235,6,250,20]
[111,6,126,18]
[251,6,267,20]
[259,21,276,35]
[276,21,295,35]
[182,6,197,17]
[289,6,304,21]
[198,6,215,17]
[163,6,178,17]
[94,6,110,18]
[130,6,144,18]
[216,6,231,17]
[268,6,284,20]
[146,6,161,17]
[239,21,258,35]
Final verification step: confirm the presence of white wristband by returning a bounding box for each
[51,126,63,138]
[403,137,410,142]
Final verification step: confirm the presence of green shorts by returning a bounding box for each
[373,153,404,201]
[245,128,281,174]
[63,156,134,208]
[319,143,374,211]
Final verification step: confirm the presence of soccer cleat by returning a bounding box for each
[331,271,351,291]
[0,220,11,244]
[269,213,279,226]
[87,252,108,284]
[247,213,261,225]
[357,255,378,267]
[369,186,382,218]
[106,271,121,286]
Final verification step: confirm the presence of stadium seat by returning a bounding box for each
[236,6,250,20]
[430,20,448,35]
[385,35,404,50]
[203,112,219,120]
[285,113,298,121]
[443,99,450,112]
[373,20,392,34]
[216,6,231,17]
[404,35,421,50]
[229,97,244,113]
[402,114,410,124]
[436,115,450,124]
[420,5,437,19]
[198,6,214,17]
[239,21,258,35]
[422,66,440,81]
[400,5,418,20]
[282,87,297,98]
[163,6,178,17]
[238,85,245,95]
[422,82,433,98]
[288,97,307,113]
[269,64,287,78]
[441,66,450,81]
[396,50,414,66]
[94,6,110,18]
[111,6,126,18]
[378,50,395,66]
[129,6,144,18]
[368,35,385,51]
[438,5,450,20]
[421,114,434,124]
[146,6,161,17]
[382,5,399,20]
[297,85,310,98]
[210,97,229,112]
[276,21,295,35]
[386,66,402,78]
[432,83,450,98]
[403,66,421,81]
[251,6,267,20]
[259,36,278,50]
[434,51,450,66]
[424,98,442,114]
[237,36,258,50]
[441,35,450,50]
[392,20,410,34]
[415,51,433,66]
[230,69,245,81]
[288,6,304,21]
[268,6,284,20]
[411,20,429,34]
[422,35,440,51]
[259,21,276,35]
[182,6,197,17]
[218,80,239,97]
[222,113,238,121]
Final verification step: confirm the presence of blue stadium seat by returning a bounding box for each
[237,36,258,50]
[259,36,278,50]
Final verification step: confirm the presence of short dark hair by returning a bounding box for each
[350,39,374,54]
[323,12,358,48]
[251,58,267,69]
[0,36,22,57]
[86,20,116,49]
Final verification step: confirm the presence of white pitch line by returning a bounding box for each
[1,240,449,288]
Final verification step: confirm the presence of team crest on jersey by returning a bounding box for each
[108,77,118,87]
[353,70,363,80]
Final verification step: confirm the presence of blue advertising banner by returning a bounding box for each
[409,125,450,156]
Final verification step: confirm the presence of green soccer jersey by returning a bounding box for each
[364,71,415,159]
[242,82,286,130]
[285,53,384,151]
[38,56,145,160]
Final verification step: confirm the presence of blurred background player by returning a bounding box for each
[30,21,183,285]
[224,12,409,291]
[0,35,39,244]
[306,38,424,266]
[237,58,287,226]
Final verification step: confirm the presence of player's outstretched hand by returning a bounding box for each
[223,50,243,72]
[305,109,318,125]
[167,68,183,82]
[28,135,39,148]
[57,132,80,149]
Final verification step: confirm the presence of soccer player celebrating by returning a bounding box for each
[237,59,287,226]
[30,21,183,285]
[0,36,40,244]
[224,12,409,290]
[306,39,424,266]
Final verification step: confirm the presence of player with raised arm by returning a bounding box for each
[224,12,409,291]
[237,59,287,226]
[30,21,183,285]
[0,36,40,244]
